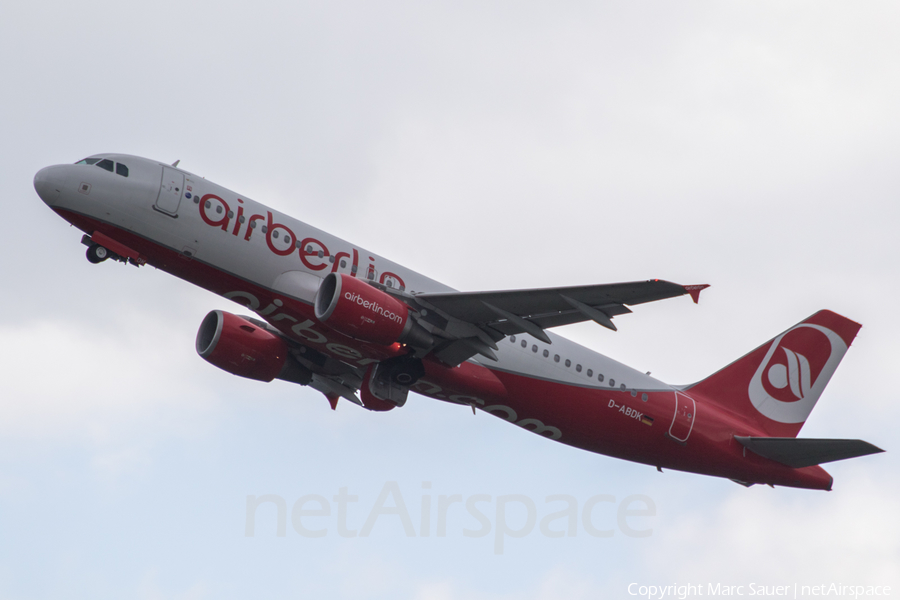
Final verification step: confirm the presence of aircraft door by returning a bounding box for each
[155,166,184,216]
[668,392,696,443]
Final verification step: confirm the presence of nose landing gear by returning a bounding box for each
[86,244,109,264]
[80,233,145,267]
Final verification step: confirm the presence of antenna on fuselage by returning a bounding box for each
[171,159,180,167]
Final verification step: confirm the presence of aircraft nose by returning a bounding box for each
[34,166,63,205]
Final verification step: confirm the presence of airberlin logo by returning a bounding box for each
[344,292,404,324]
[748,324,847,424]
[767,347,813,401]
[198,192,406,290]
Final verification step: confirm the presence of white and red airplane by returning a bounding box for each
[34,154,883,490]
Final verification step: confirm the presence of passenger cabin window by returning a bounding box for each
[115,163,129,177]
[96,159,114,172]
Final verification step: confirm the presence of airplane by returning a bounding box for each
[33,153,883,491]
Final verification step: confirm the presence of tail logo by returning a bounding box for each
[748,324,848,424]
[766,347,812,401]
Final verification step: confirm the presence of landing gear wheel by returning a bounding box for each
[393,371,415,385]
[86,244,109,264]
[386,355,426,387]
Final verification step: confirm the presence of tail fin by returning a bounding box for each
[686,310,861,438]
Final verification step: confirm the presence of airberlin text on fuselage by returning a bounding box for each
[224,289,564,441]
[198,193,405,289]
[223,290,381,367]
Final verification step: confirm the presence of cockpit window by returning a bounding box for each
[75,157,129,177]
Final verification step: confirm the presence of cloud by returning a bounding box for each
[137,569,210,600]
[409,565,607,600]
[645,470,900,586]
[0,315,220,444]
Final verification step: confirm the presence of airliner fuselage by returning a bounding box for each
[33,154,882,490]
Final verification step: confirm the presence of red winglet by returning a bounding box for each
[325,393,340,411]
[683,284,710,304]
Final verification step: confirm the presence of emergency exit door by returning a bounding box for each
[669,392,696,443]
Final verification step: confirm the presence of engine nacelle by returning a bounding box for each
[314,273,433,347]
[196,310,289,382]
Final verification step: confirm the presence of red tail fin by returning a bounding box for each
[686,310,861,438]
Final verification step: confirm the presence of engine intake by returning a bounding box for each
[314,273,433,348]
[196,310,308,383]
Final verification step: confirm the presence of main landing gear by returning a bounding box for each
[365,355,426,408]
[382,354,426,387]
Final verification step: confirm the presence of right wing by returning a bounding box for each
[399,280,708,366]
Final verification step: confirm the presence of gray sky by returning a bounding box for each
[2,1,898,598]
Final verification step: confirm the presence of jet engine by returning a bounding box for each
[314,273,433,348]
[196,310,310,384]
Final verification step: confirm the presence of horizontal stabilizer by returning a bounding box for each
[735,436,884,468]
